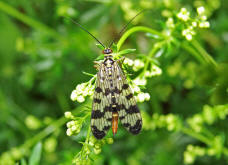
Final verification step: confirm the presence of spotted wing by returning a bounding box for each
[113,62,142,135]
[91,64,112,139]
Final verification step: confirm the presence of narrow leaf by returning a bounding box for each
[145,33,161,39]
[95,54,104,60]
[28,142,42,165]
[117,49,136,56]
[96,43,104,50]
[21,158,27,165]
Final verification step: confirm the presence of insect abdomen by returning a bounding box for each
[112,112,118,135]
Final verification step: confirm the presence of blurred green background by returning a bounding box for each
[0,0,227,164]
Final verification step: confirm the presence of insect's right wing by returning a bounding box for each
[114,62,142,135]
[91,64,112,139]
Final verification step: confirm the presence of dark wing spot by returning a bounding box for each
[122,84,129,89]
[103,125,111,131]
[95,87,102,93]
[119,116,125,120]
[105,88,111,96]
[94,98,101,104]
[123,123,130,127]
[116,104,121,111]
[125,105,140,114]
[126,93,133,100]
[129,120,142,135]
[114,87,121,94]
[111,97,116,103]
[91,126,106,139]
[107,118,112,122]
[104,106,112,112]
[91,110,104,119]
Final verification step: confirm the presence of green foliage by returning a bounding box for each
[0,0,227,165]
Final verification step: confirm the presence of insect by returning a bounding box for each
[70,11,145,139]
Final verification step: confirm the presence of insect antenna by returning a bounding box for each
[108,9,147,48]
[66,17,106,48]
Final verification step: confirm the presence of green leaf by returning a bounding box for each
[117,49,136,56]
[21,158,27,165]
[28,142,42,165]
[111,43,117,52]
[95,54,104,60]
[145,33,161,39]
[82,71,95,77]
[96,44,104,50]
[154,48,164,58]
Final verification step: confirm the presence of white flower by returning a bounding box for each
[131,84,141,93]
[151,65,162,76]
[192,21,197,27]
[197,6,205,15]
[199,21,210,28]
[70,90,77,101]
[76,95,85,103]
[76,83,86,94]
[66,129,73,136]
[66,122,72,128]
[71,125,77,131]
[182,28,196,41]
[166,17,175,28]
[145,71,152,78]
[200,15,207,21]
[124,58,134,66]
[136,92,150,102]
[204,21,210,28]
[144,93,150,101]
[133,59,144,71]
[186,34,192,40]
[177,8,190,21]
[137,93,146,102]
[133,77,147,86]
[65,112,73,119]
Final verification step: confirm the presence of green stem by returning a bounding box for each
[0,1,64,41]
[181,127,212,145]
[22,117,67,149]
[181,127,228,157]
[223,148,228,156]
[181,42,206,64]
[191,39,218,69]
[117,26,164,51]
[85,126,91,144]
[9,101,90,155]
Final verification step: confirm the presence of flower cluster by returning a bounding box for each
[71,80,95,103]
[166,6,210,41]
[184,136,225,165]
[73,136,114,164]
[56,1,77,17]
[65,112,82,136]
[143,113,182,131]
[177,8,190,22]
[124,58,144,71]
[123,57,162,103]
[187,104,228,132]
[184,145,206,164]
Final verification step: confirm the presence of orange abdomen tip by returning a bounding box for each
[112,112,118,136]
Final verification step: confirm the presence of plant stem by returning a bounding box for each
[181,42,206,64]
[7,101,90,156]
[117,26,164,51]
[181,127,212,145]
[0,1,64,41]
[191,39,218,69]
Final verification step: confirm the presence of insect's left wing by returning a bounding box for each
[91,64,112,139]
[113,62,142,135]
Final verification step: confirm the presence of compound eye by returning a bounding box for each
[102,48,113,54]
[107,49,112,54]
